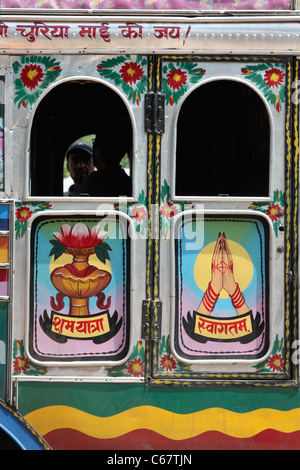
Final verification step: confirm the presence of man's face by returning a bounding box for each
[67,151,94,186]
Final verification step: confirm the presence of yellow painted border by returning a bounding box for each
[25,405,300,440]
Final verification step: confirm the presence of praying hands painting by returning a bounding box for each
[28,215,130,363]
[173,214,269,361]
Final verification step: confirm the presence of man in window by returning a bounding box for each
[76,122,132,197]
[65,141,94,196]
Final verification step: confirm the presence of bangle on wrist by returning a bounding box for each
[202,281,220,313]
[229,283,246,310]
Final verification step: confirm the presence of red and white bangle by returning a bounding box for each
[202,282,220,313]
[230,283,246,310]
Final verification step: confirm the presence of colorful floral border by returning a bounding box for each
[13,339,47,375]
[252,334,284,373]
[162,62,206,106]
[160,179,182,241]
[127,189,148,238]
[15,202,52,239]
[241,63,286,113]
[158,335,191,373]
[106,340,145,377]
[249,190,284,236]
[96,55,148,106]
[13,56,62,109]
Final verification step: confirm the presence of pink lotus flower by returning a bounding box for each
[53,223,108,248]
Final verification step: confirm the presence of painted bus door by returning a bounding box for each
[9,54,149,378]
[146,55,296,385]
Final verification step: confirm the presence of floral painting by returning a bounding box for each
[128,189,148,238]
[241,63,286,113]
[96,55,148,106]
[15,202,52,239]
[162,62,206,106]
[106,340,145,377]
[13,56,62,108]
[160,179,181,240]
[249,190,285,236]
[13,339,47,376]
[158,335,191,374]
[252,335,284,373]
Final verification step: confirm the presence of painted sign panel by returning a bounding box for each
[29,214,130,363]
[173,213,269,361]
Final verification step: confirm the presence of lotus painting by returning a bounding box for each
[28,215,130,364]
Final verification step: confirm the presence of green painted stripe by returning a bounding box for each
[18,382,300,418]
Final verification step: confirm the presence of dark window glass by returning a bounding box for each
[31,81,132,197]
[176,80,270,197]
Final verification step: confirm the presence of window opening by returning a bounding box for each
[176,80,270,197]
[31,81,132,197]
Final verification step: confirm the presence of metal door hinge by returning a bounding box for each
[142,299,162,342]
[144,93,165,134]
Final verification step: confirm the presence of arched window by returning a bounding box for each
[176,80,270,197]
[30,81,132,197]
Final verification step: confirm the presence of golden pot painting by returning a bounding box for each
[30,216,130,363]
[49,223,112,317]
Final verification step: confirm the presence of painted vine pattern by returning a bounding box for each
[13,339,47,375]
[96,55,148,106]
[162,62,206,106]
[13,56,62,109]
[15,202,52,239]
[241,63,286,113]
[249,190,285,236]
[252,335,284,373]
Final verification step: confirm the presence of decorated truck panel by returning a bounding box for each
[0,2,299,450]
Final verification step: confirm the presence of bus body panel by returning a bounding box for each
[0,3,299,450]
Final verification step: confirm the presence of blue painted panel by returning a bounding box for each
[0,401,50,450]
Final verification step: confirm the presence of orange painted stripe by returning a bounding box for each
[0,237,9,263]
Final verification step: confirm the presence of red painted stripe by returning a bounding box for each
[0,269,8,281]
[43,428,300,451]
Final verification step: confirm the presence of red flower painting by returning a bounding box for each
[127,358,144,377]
[20,64,44,90]
[120,61,144,85]
[266,203,282,222]
[160,354,177,372]
[15,206,33,224]
[167,68,188,90]
[263,68,285,88]
[13,356,30,373]
[267,353,284,372]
